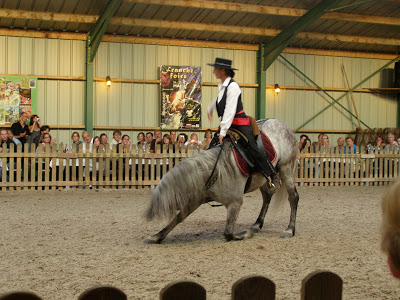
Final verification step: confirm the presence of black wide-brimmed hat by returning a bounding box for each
[207,58,238,70]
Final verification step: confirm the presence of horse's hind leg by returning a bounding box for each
[280,163,299,238]
[144,203,200,244]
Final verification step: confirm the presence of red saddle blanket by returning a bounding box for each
[233,131,277,176]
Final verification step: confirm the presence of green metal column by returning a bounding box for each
[256,46,266,120]
[84,0,122,135]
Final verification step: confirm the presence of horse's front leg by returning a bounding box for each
[223,199,243,241]
[144,203,200,244]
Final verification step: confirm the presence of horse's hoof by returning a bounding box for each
[144,236,161,244]
[224,233,234,241]
[280,230,294,238]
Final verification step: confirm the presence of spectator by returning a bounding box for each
[300,138,311,153]
[298,134,308,151]
[0,128,16,180]
[7,129,21,146]
[344,136,357,153]
[27,114,41,146]
[202,129,213,150]
[150,130,163,153]
[336,137,345,153]
[36,133,56,152]
[169,130,177,145]
[381,182,400,280]
[11,112,29,149]
[118,134,132,153]
[177,133,188,153]
[70,131,82,152]
[145,132,153,145]
[312,133,324,147]
[32,125,50,150]
[162,134,176,153]
[397,137,400,146]
[110,130,122,150]
[82,131,93,153]
[100,133,108,148]
[322,134,330,147]
[385,133,398,152]
[185,133,202,147]
[376,136,385,149]
[93,136,105,153]
[137,132,146,152]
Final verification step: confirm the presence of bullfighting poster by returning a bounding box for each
[160,65,201,129]
[0,76,37,125]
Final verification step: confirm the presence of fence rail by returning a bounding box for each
[0,143,399,190]
[0,270,342,300]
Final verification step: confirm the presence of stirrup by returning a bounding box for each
[267,176,276,190]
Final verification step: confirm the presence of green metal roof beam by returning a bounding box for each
[87,0,122,63]
[295,55,400,133]
[262,0,341,71]
[279,54,372,130]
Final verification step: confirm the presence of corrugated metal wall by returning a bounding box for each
[93,42,256,129]
[267,53,398,143]
[0,35,397,146]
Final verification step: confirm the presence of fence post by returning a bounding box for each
[231,275,275,300]
[78,285,127,300]
[301,270,342,300]
[0,291,42,300]
[160,280,206,300]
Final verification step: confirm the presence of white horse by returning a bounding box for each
[145,119,299,243]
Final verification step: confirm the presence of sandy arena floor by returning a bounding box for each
[0,186,399,299]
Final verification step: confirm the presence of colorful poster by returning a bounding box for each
[0,77,36,125]
[160,65,202,129]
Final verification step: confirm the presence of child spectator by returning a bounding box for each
[169,131,177,145]
[336,137,345,153]
[202,129,213,150]
[344,136,357,153]
[70,131,82,152]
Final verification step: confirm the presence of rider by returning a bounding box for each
[207,57,277,185]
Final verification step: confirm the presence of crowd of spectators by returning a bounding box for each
[298,132,400,154]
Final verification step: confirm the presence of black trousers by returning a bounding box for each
[211,124,275,177]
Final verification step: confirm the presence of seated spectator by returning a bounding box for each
[145,132,154,146]
[202,129,213,150]
[7,129,21,146]
[376,136,385,149]
[322,134,330,148]
[100,133,108,149]
[0,128,16,180]
[177,133,188,153]
[298,134,308,151]
[110,130,122,150]
[118,134,132,153]
[36,133,56,152]
[150,130,163,153]
[70,131,82,152]
[385,133,398,152]
[11,112,29,149]
[32,125,50,150]
[163,134,175,153]
[28,114,41,146]
[82,131,93,153]
[185,133,202,147]
[137,132,146,151]
[344,136,357,153]
[93,136,105,153]
[169,130,177,145]
[312,133,324,147]
[336,137,345,153]
[381,182,400,280]
[300,138,311,153]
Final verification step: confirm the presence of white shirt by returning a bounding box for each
[207,76,241,137]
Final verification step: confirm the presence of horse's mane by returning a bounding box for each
[146,143,238,220]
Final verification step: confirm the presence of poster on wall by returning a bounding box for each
[160,65,202,129]
[0,76,37,125]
